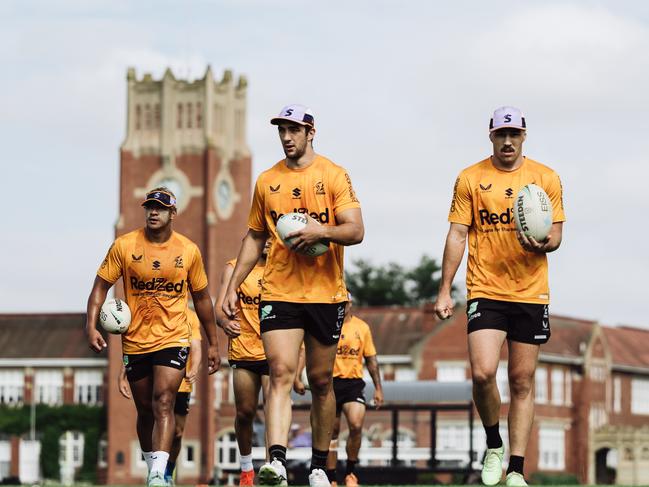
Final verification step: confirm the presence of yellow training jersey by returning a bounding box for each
[97,229,209,354]
[248,155,361,303]
[178,309,201,393]
[227,259,266,362]
[448,157,566,304]
[333,316,377,379]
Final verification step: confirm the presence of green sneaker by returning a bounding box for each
[481,445,504,485]
[505,471,528,486]
[147,471,167,487]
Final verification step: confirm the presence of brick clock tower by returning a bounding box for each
[105,67,251,485]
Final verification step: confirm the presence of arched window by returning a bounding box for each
[154,104,161,129]
[135,105,141,130]
[177,103,183,129]
[144,104,152,129]
[196,102,202,128]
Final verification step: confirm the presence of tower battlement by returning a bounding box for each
[122,65,249,163]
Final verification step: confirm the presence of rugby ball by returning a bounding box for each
[99,298,131,334]
[276,212,329,257]
[513,184,553,242]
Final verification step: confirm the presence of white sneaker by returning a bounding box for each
[258,459,288,486]
[308,468,331,487]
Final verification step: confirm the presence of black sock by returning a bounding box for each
[326,469,337,482]
[345,460,357,475]
[507,455,525,475]
[484,422,503,449]
[268,444,287,467]
[310,448,329,472]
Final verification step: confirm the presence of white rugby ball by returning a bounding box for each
[276,212,329,257]
[513,183,553,242]
[99,298,131,334]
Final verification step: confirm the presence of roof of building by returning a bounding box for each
[354,306,431,356]
[0,313,97,359]
[603,326,649,370]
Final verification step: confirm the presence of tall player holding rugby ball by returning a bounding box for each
[223,105,364,487]
[433,108,565,486]
[85,188,221,487]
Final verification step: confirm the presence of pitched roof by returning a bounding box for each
[603,326,649,370]
[354,306,432,356]
[540,315,596,358]
[0,313,97,359]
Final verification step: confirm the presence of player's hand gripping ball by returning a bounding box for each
[513,183,553,242]
[276,212,329,257]
[99,298,131,334]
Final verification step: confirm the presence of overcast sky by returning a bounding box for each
[2,1,648,328]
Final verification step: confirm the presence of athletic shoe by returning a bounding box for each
[258,460,288,486]
[344,473,358,487]
[147,471,167,487]
[239,469,255,486]
[481,445,504,485]
[505,472,528,486]
[308,468,331,487]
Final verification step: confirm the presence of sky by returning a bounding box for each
[2,0,648,327]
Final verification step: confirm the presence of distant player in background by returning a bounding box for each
[433,107,565,487]
[118,308,202,485]
[85,188,221,487]
[215,241,271,486]
[223,104,364,487]
[320,296,383,487]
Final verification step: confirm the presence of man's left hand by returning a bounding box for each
[285,216,327,254]
[207,345,221,374]
[517,231,555,253]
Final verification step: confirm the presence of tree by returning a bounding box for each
[345,255,456,306]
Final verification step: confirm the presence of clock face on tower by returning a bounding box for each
[214,177,236,219]
[157,177,184,206]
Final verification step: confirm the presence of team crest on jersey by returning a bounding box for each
[314,181,326,195]
[174,256,184,268]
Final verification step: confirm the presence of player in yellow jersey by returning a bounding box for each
[433,108,566,487]
[85,188,221,487]
[223,105,364,487]
[117,309,202,485]
[215,241,271,487]
[323,296,382,487]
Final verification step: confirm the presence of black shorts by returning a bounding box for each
[123,346,189,382]
[259,301,346,346]
[466,298,551,344]
[175,392,191,416]
[333,378,366,415]
[230,359,270,376]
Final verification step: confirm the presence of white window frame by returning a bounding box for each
[551,369,564,405]
[436,361,466,382]
[538,425,565,470]
[535,366,548,404]
[35,370,63,405]
[613,377,621,413]
[74,370,103,405]
[216,430,239,469]
[631,378,649,415]
[0,370,24,406]
[395,367,417,382]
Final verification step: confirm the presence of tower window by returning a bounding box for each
[144,104,152,129]
[177,103,183,129]
[196,102,202,128]
[135,105,141,130]
[187,103,193,128]
[154,104,161,129]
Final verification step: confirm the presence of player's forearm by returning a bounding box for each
[193,290,219,348]
[366,356,382,390]
[321,221,364,246]
[438,231,466,295]
[189,339,202,368]
[228,231,266,292]
[85,278,110,332]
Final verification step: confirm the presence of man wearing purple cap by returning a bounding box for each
[223,104,364,487]
[433,108,566,486]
